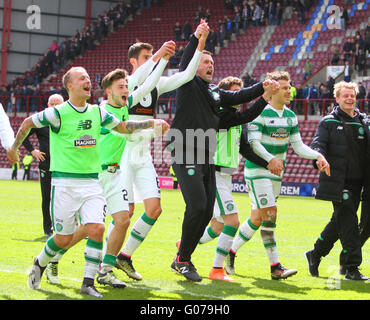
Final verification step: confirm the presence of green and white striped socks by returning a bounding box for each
[84,238,103,280]
[37,236,63,267]
[100,253,117,274]
[213,225,237,268]
[199,225,219,244]
[102,220,115,258]
[50,248,67,263]
[260,221,279,266]
[121,212,156,257]
[231,219,259,253]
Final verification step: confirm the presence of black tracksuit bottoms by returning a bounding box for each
[313,184,363,270]
[359,188,370,247]
[40,169,52,235]
[172,163,216,262]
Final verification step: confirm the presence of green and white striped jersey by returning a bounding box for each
[245,104,300,181]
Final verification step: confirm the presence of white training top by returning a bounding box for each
[0,103,15,151]
[120,49,203,165]
[245,104,319,181]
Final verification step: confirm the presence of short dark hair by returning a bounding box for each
[128,42,153,60]
[101,69,128,90]
[202,50,213,56]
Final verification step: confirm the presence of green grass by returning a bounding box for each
[0,180,369,301]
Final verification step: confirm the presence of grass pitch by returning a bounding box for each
[0,180,369,301]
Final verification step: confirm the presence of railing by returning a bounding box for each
[155,98,370,120]
[292,99,369,120]
[1,95,369,120]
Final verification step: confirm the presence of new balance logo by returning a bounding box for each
[77,120,92,130]
[179,266,188,274]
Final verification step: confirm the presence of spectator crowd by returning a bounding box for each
[0,0,368,116]
[0,0,150,114]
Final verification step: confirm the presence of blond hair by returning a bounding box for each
[266,71,290,82]
[218,76,243,90]
[333,81,359,98]
[62,67,88,92]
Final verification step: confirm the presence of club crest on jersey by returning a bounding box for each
[271,128,288,139]
[74,134,96,148]
[212,91,220,102]
[208,86,220,102]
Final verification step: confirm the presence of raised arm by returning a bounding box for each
[128,41,177,92]
[157,23,209,96]
[219,79,278,108]
[157,50,202,96]
[128,58,156,93]
[218,97,268,129]
[218,80,276,129]
[179,20,208,71]
[129,58,170,107]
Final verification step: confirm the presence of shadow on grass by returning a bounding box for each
[319,276,370,294]
[12,236,49,243]
[172,278,285,300]
[249,276,312,297]
[99,282,179,300]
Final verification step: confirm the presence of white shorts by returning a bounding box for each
[50,179,107,235]
[121,149,160,204]
[213,171,238,223]
[99,169,129,215]
[246,178,281,210]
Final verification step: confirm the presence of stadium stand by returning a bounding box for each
[1,0,369,186]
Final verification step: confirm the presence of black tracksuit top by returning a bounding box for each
[311,106,370,202]
[168,34,266,163]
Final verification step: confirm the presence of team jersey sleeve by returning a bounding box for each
[128,58,168,108]
[288,117,301,143]
[248,116,275,163]
[100,107,121,130]
[289,116,320,160]
[0,103,15,151]
[291,139,320,160]
[247,116,263,141]
[239,124,269,168]
[128,57,156,93]
[156,49,202,96]
[31,107,60,131]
